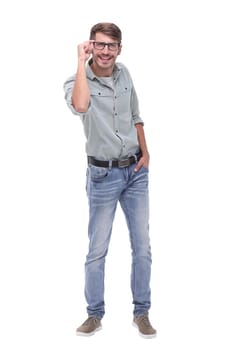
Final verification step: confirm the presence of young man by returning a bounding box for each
[63,22,156,338]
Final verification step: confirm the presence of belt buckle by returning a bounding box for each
[118,158,130,168]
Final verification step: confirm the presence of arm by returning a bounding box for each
[134,123,150,172]
[72,41,93,112]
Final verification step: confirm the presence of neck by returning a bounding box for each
[90,62,114,77]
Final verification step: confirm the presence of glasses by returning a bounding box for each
[93,41,120,51]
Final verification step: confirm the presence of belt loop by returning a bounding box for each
[109,159,112,170]
[133,154,138,163]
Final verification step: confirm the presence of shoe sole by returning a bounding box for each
[76,325,102,337]
[132,322,157,339]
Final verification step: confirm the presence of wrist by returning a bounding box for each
[141,152,150,163]
[78,57,86,64]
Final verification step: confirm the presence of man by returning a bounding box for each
[63,22,156,338]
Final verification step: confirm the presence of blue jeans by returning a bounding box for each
[85,162,152,319]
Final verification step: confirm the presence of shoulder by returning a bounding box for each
[115,62,134,86]
[115,61,130,74]
[116,62,133,79]
[116,62,130,73]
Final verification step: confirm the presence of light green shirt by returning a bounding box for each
[63,60,144,160]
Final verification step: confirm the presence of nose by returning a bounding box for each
[102,44,110,53]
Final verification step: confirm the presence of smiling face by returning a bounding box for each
[91,32,122,77]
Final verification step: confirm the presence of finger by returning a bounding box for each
[134,160,143,172]
[86,41,94,53]
[89,41,94,50]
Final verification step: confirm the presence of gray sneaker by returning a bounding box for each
[76,316,102,336]
[133,314,157,338]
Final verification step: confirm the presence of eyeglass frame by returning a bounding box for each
[93,41,121,51]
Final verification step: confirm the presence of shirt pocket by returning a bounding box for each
[115,85,132,98]
[115,85,132,115]
[89,86,114,115]
[89,86,113,98]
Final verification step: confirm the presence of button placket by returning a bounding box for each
[113,89,119,135]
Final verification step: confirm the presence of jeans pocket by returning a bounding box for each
[89,164,109,182]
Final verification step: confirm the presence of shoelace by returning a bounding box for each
[83,317,98,326]
[139,315,151,327]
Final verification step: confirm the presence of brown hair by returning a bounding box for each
[89,22,122,42]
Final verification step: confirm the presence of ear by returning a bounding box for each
[118,45,122,55]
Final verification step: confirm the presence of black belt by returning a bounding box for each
[88,152,141,168]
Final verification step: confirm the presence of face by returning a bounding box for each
[91,32,121,75]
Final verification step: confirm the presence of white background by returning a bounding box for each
[0,0,226,349]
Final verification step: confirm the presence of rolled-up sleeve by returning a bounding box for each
[63,75,92,118]
[130,86,144,126]
[63,75,84,116]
